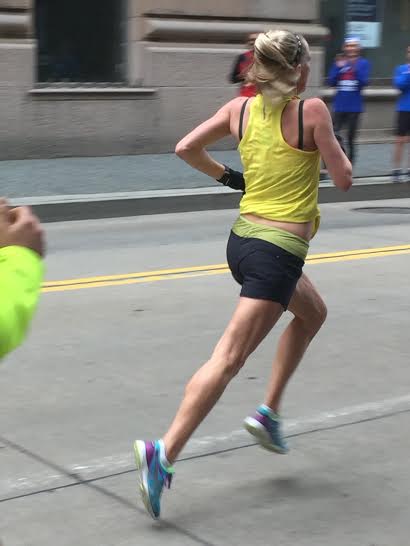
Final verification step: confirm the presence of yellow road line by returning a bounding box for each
[42,244,410,294]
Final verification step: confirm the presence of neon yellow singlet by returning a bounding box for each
[238,94,321,237]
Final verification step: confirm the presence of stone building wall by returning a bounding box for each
[0,0,393,159]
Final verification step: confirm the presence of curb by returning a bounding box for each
[11,178,410,223]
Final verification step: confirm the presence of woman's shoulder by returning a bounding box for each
[303,97,327,111]
[299,98,332,136]
[302,97,330,121]
[230,95,258,110]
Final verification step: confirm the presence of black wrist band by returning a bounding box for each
[217,165,231,186]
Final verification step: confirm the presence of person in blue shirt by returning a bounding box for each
[327,37,371,164]
[392,45,410,183]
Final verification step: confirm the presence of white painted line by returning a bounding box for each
[9,176,394,206]
[2,394,410,500]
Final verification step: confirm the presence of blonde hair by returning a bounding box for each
[247,30,310,106]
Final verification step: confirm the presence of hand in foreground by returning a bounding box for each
[0,199,45,257]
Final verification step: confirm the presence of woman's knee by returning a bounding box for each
[184,354,243,401]
[213,348,246,380]
[290,276,327,336]
[313,296,327,331]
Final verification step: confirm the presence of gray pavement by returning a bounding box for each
[1,143,397,199]
[1,200,410,545]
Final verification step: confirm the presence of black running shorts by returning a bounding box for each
[226,231,304,310]
[396,111,410,136]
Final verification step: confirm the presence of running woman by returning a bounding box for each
[134,29,352,519]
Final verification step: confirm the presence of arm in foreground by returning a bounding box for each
[0,202,44,360]
[0,245,44,359]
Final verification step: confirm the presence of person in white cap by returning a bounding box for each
[327,37,371,164]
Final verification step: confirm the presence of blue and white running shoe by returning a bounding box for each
[133,440,174,519]
[244,405,289,454]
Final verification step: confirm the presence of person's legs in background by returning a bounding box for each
[346,112,360,165]
[321,112,345,180]
[392,136,408,182]
[333,111,345,135]
[321,111,347,180]
[392,112,410,182]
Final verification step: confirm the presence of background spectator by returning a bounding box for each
[229,32,259,97]
[392,45,410,183]
[327,37,371,164]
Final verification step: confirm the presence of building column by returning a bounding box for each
[0,0,35,157]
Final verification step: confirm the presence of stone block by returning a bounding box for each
[17,94,159,158]
[130,0,317,21]
[137,42,323,93]
[142,18,327,44]
[155,86,237,151]
[0,11,30,38]
[128,41,145,86]
[308,47,325,89]
[130,0,247,19]
[246,0,318,21]
[128,16,144,42]
[142,44,244,87]
[0,42,34,86]
[0,0,31,10]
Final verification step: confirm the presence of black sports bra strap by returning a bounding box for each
[298,99,305,151]
[239,98,250,141]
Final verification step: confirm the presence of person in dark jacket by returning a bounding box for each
[229,33,259,97]
[327,37,371,164]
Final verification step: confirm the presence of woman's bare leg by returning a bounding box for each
[163,297,284,463]
[406,137,410,172]
[393,136,407,170]
[264,274,327,412]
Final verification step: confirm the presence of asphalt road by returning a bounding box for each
[1,199,410,546]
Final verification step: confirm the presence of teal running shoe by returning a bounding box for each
[133,440,174,519]
[244,405,289,454]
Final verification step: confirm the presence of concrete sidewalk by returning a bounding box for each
[2,143,396,199]
[3,142,409,222]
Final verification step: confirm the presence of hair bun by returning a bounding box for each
[247,29,309,106]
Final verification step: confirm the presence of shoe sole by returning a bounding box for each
[244,417,288,454]
[133,440,158,519]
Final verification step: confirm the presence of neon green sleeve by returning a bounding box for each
[0,246,44,359]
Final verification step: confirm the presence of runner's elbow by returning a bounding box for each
[175,140,189,158]
[335,171,353,192]
[175,138,198,159]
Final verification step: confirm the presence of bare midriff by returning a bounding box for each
[242,213,314,242]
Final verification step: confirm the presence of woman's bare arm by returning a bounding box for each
[175,101,236,179]
[309,98,353,191]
